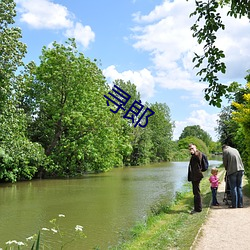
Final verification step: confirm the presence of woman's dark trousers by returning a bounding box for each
[192,180,202,212]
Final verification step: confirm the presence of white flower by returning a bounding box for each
[5,240,24,246]
[17,242,25,246]
[42,227,50,231]
[75,225,83,231]
[51,228,58,233]
[58,214,65,217]
[6,240,17,245]
[26,236,34,241]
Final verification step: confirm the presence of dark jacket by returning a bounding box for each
[188,150,204,182]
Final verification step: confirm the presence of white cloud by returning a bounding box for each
[16,0,73,29]
[130,0,250,95]
[16,0,95,49]
[127,0,249,141]
[65,22,95,48]
[173,110,219,141]
[103,65,155,101]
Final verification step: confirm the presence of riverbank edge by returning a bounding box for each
[110,168,225,250]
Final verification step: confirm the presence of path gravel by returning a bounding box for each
[192,174,250,250]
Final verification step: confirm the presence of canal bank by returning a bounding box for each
[112,168,224,250]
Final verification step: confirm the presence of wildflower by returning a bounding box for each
[42,227,50,231]
[5,240,25,246]
[51,228,58,233]
[6,240,17,245]
[75,225,83,232]
[58,214,65,217]
[17,242,25,246]
[26,236,34,241]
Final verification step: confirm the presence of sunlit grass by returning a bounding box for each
[111,172,221,250]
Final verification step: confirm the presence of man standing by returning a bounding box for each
[222,144,244,208]
[188,143,204,214]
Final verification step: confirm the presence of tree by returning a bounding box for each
[178,136,209,156]
[216,106,240,147]
[147,102,174,162]
[24,39,125,175]
[179,125,212,146]
[111,79,142,165]
[230,80,250,176]
[216,72,250,149]
[190,0,250,107]
[0,0,47,182]
[0,0,27,109]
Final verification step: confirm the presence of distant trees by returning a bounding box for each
[178,136,209,156]
[179,125,212,146]
[147,103,174,162]
[216,106,240,147]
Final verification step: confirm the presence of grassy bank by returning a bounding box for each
[111,169,225,250]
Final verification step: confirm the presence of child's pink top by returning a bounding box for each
[209,175,219,188]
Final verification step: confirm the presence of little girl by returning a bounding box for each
[209,168,220,206]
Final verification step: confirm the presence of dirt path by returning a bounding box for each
[192,174,250,250]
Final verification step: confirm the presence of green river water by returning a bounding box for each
[0,160,221,249]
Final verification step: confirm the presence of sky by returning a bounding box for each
[14,0,250,141]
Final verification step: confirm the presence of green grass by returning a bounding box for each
[111,170,225,250]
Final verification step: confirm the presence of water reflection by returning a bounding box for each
[0,160,221,249]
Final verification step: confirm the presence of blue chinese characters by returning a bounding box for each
[104,85,155,128]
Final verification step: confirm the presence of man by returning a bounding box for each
[222,144,244,208]
[188,143,204,214]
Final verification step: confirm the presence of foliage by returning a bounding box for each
[178,136,209,156]
[112,79,143,165]
[209,141,222,154]
[0,0,27,108]
[102,81,174,165]
[0,0,48,182]
[216,106,240,147]
[179,125,212,146]
[23,39,126,175]
[231,82,250,176]
[189,0,250,107]
[146,102,174,162]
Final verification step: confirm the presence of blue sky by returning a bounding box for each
[14,0,250,141]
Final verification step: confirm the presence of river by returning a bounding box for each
[0,160,222,249]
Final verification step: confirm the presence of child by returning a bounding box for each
[209,168,220,206]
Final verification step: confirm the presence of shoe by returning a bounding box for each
[228,205,236,208]
[190,209,201,214]
[212,203,220,206]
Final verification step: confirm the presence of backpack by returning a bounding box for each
[200,153,209,172]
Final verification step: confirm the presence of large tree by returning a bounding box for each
[190,0,250,107]
[24,39,125,175]
[0,0,47,182]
